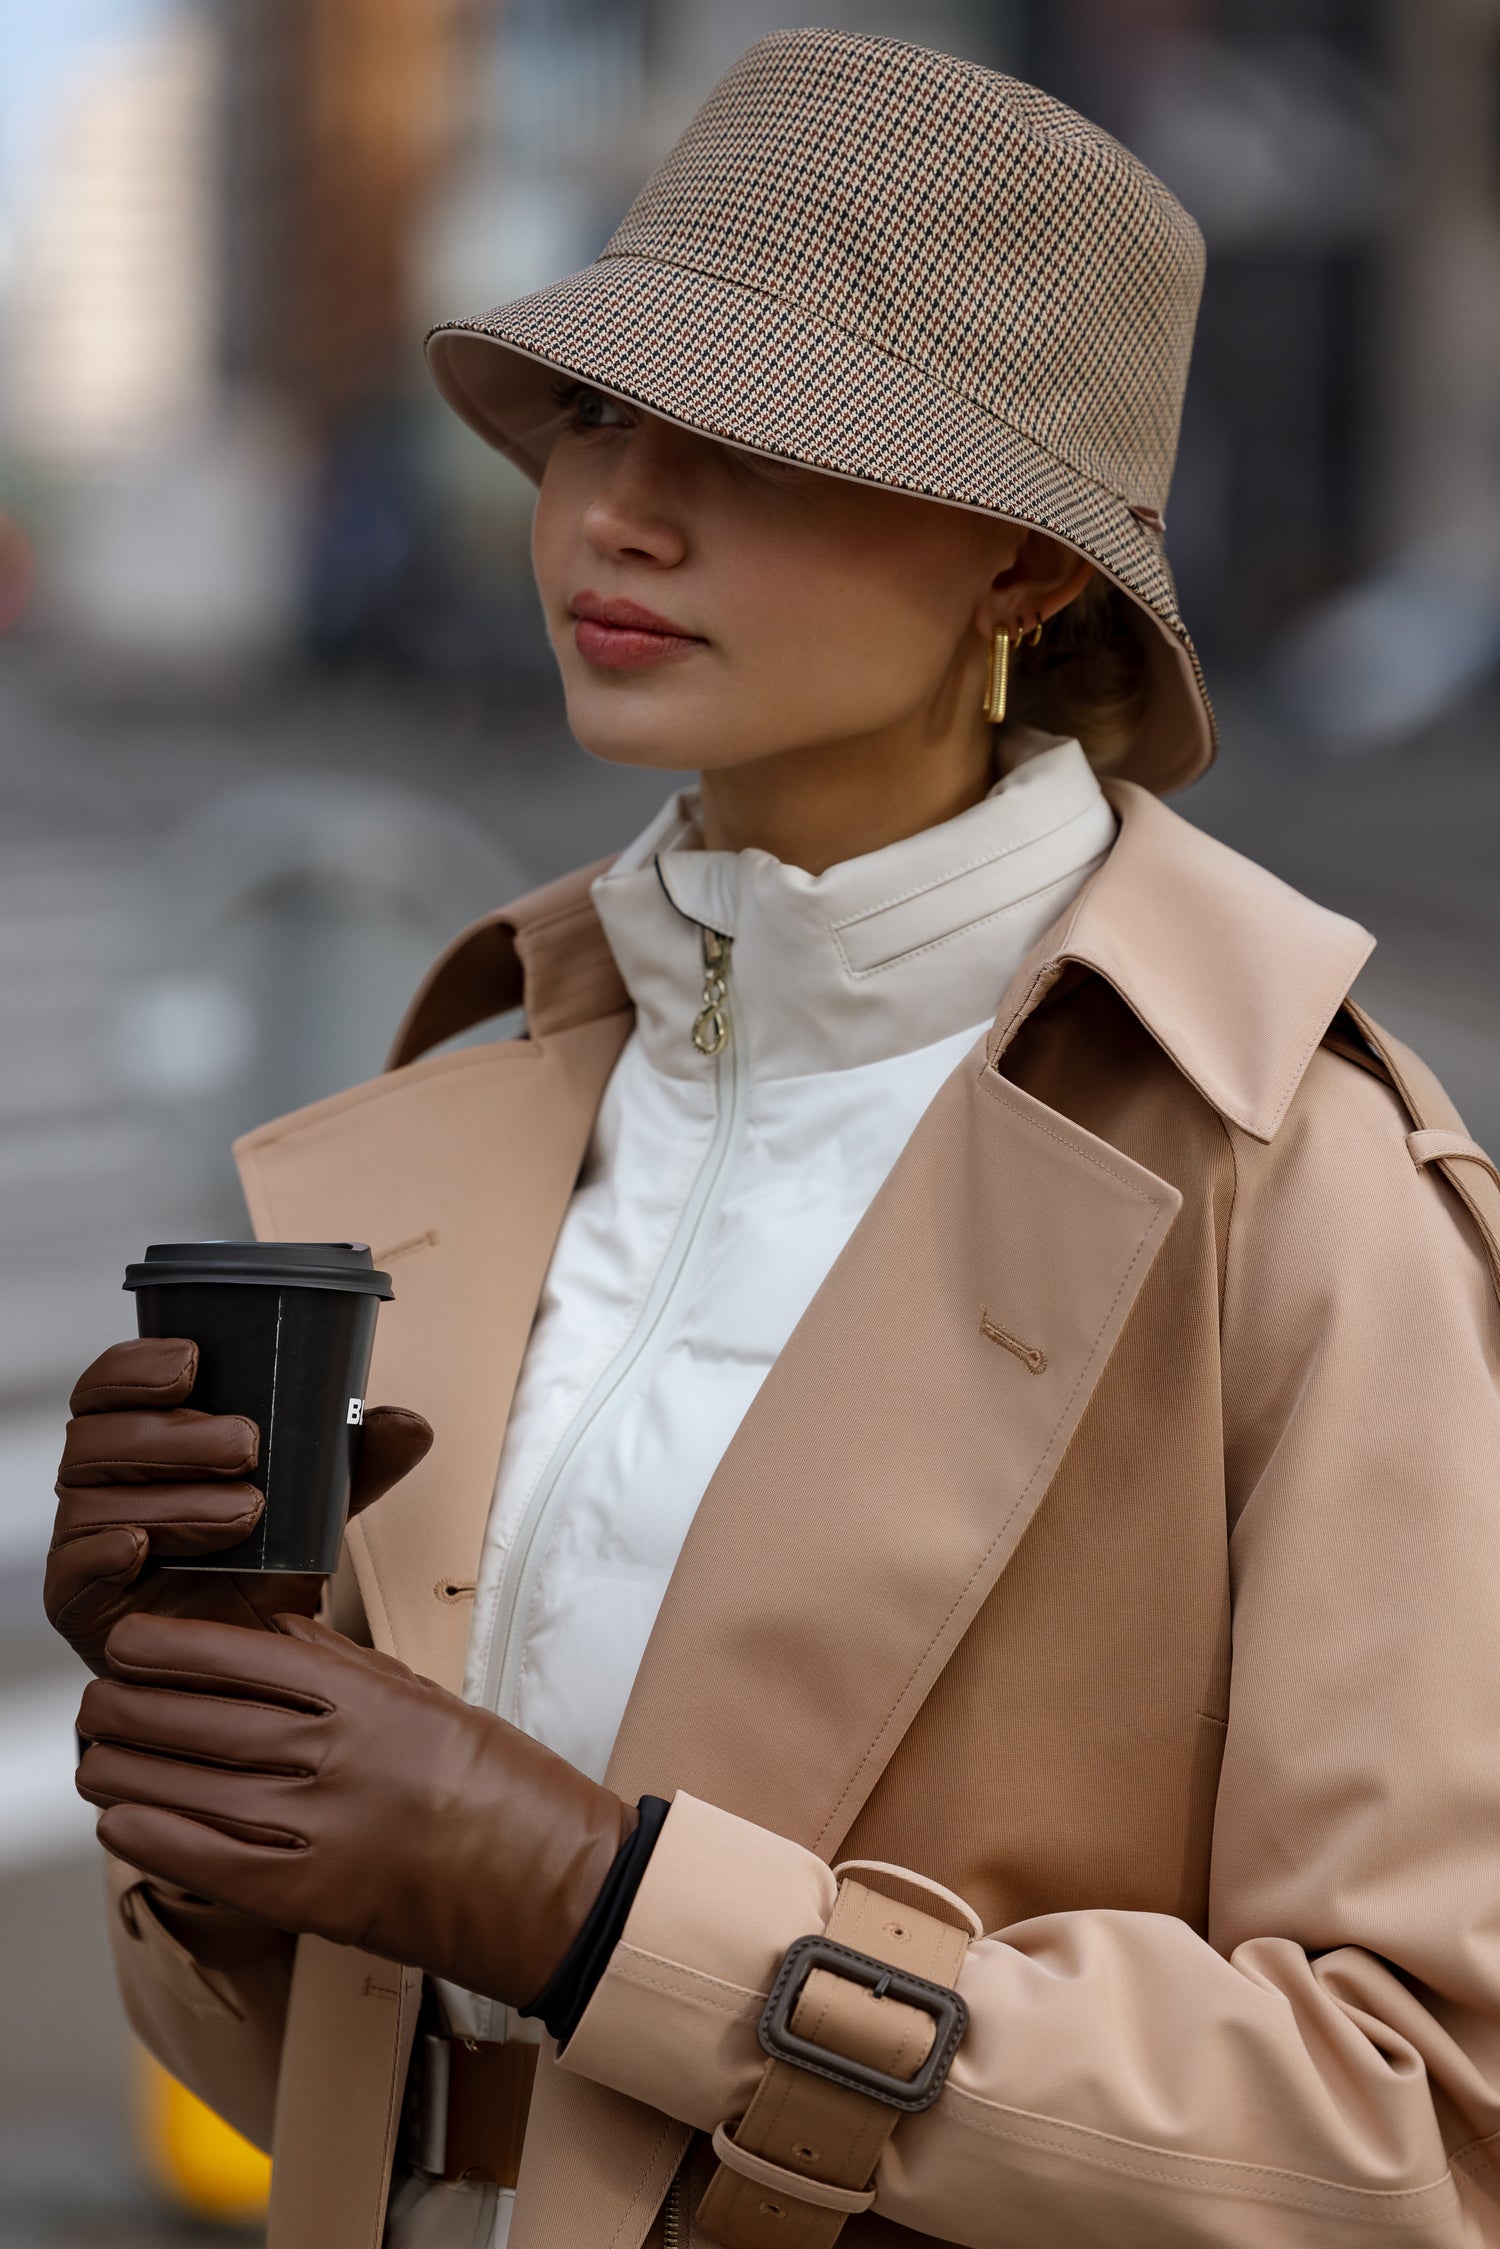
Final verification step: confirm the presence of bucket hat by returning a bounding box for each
[426,27,1215,793]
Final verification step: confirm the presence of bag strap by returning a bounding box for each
[1334,1002,1500,1297]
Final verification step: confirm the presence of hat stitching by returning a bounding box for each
[449,257,1184,527]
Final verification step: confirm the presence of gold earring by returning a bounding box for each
[1027,616,1045,648]
[984,623,1022,725]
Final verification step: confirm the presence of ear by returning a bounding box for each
[976,532,1095,638]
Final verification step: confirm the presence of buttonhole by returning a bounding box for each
[758,2203,784,2220]
[792,2144,818,2163]
[980,1309,1047,1375]
[882,1921,908,1940]
[434,1579,476,1604]
[376,1228,438,1264]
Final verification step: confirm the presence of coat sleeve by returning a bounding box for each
[559,1050,1500,2246]
[106,1853,293,2152]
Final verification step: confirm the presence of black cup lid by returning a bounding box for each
[124,1242,394,1300]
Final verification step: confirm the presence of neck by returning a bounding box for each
[696,703,998,876]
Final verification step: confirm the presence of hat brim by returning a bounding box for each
[426,255,1216,794]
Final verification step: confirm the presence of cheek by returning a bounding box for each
[530,480,562,609]
[531,457,584,620]
[737,514,980,696]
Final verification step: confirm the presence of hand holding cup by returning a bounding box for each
[46,1335,431,1675]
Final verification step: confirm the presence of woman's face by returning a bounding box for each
[532,382,1037,774]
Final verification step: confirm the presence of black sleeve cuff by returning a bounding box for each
[519,1794,671,2047]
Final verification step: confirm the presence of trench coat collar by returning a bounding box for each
[386,854,626,1065]
[390,781,1374,1141]
[993,780,1374,1139]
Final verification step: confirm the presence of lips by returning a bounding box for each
[569,590,706,671]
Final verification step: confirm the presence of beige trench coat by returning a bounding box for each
[104,779,1500,2247]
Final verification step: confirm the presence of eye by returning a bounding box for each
[550,379,633,434]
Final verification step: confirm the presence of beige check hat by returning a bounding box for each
[426,27,1215,792]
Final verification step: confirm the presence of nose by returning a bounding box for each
[580,417,693,570]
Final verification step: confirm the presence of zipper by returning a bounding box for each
[692,928,731,1056]
[475,924,745,2036]
[662,2171,683,2249]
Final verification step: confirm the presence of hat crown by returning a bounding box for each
[604,28,1204,513]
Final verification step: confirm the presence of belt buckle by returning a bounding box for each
[757,1933,969,2114]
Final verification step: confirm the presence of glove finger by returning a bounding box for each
[44,1525,146,1635]
[70,1338,198,1416]
[95,1803,300,1927]
[348,1406,434,1517]
[80,1676,324,1775]
[273,1610,419,1683]
[58,1408,258,1489]
[78,1740,307,1848]
[51,1481,264,1556]
[104,1611,347,1711]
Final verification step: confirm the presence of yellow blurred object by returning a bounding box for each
[137,2047,272,2222]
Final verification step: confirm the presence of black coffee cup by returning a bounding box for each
[124,1242,394,1575]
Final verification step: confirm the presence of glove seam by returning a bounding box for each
[51,1505,261,1545]
[103,1655,333,1713]
[73,1375,191,1402]
[59,1450,258,1478]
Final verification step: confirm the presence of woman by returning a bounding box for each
[46,29,1500,2249]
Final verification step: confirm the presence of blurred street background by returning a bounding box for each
[2,0,1499,2238]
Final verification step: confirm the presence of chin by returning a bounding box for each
[562,681,715,774]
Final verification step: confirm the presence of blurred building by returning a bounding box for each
[1383,0,1500,561]
[2,7,220,467]
[222,0,471,426]
[1022,0,1389,653]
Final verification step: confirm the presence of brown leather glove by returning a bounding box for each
[47,1337,433,1675]
[77,1612,636,2007]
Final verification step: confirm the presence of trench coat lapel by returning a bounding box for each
[595,780,1373,1848]
[234,876,630,2249]
[513,1031,1182,2249]
[239,1020,629,2249]
[605,1044,1182,1839]
[233,859,630,1695]
[240,1024,636,2249]
[236,1020,627,1690]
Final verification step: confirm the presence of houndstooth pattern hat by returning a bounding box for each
[426,27,1216,792]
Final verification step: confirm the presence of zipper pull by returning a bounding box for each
[691,928,732,1057]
